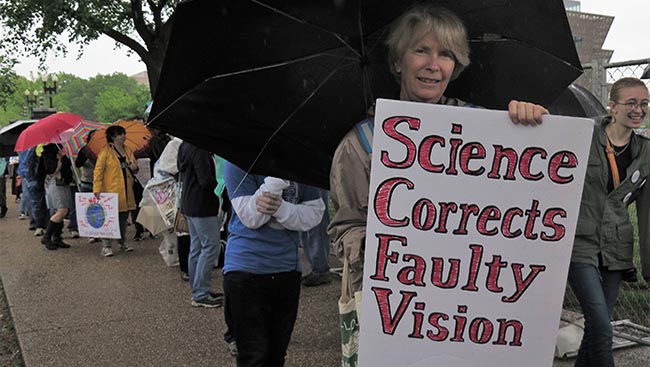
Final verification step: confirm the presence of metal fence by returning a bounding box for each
[578,57,650,108]
[563,58,650,328]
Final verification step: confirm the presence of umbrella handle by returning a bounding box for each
[62,144,82,191]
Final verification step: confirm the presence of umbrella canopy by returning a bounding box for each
[87,120,153,159]
[62,120,107,159]
[0,120,36,157]
[149,0,581,188]
[548,84,607,119]
[14,113,83,152]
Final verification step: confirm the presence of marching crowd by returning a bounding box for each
[0,116,335,365]
[1,4,649,367]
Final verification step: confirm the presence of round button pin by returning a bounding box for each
[631,170,640,183]
[623,192,632,203]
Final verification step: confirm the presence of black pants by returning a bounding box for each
[177,234,190,273]
[224,293,236,343]
[131,180,144,235]
[224,271,301,367]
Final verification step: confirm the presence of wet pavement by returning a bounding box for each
[2,188,650,366]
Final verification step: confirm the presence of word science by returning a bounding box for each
[358,99,594,367]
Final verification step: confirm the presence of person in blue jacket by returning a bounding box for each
[223,162,325,367]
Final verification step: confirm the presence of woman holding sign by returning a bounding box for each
[327,5,548,364]
[568,77,650,367]
[328,4,548,298]
[93,125,139,257]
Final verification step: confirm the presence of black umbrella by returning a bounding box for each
[548,84,607,119]
[0,120,36,157]
[149,0,581,189]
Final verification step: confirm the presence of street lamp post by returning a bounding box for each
[41,74,58,108]
[27,74,58,119]
[24,89,40,117]
[24,89,39,107]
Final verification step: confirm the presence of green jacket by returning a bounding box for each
[573,117,650,281]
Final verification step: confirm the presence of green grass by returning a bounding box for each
[0,276,24,367]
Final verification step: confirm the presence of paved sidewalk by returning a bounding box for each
[0,195,340,366]
[2,189,650,366]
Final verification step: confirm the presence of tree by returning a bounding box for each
[55,72,149,121]
[52,73,93,118]
[0,0,178,96]
[0,72,149,127]
[0,73,39,124]
[0,55,18,111]
[94,84,149,122]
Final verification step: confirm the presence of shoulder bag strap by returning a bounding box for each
[605,136,620,188]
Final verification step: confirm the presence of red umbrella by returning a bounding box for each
[14,112,84,152]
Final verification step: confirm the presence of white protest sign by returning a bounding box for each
[135,158,151,186]
[359,99,594,367]
[145,177,177,228]
[75,192,121,239]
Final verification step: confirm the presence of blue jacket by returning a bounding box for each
[223,162,325,274]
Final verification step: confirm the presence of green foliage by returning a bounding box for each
[0,74,40,124]
[0,72,150,127]
[0,56,18,111]
[0,0,178,93]
[95,83,149,122]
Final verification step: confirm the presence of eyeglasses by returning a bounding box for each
[615,100,649,112]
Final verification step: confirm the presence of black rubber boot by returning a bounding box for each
[41,220,58,250]
[52,222,71,249]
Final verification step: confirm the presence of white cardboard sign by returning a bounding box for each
[135,158,152,186]
[359,99,594,367]
[75,192,121,239]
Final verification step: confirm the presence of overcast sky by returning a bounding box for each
[579,0,648,62]
[10,0,649,79]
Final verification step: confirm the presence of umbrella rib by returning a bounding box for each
[149,52,357,127]
[356,0,366,55]
[207,53,357,81]
[251,0,360,57]
[232,60,356,195]
[469,38,582,70]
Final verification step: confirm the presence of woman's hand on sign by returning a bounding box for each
[507,100,549,126]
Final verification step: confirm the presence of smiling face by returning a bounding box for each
[395,32,455,104]
[609,85,649,130]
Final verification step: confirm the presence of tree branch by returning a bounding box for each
[129,0,153,45]
[102,27,151,64]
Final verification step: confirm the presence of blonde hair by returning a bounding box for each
[385,5,470,82]
[609,77,648,103]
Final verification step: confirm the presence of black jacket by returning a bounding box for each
[177,142,219,217]
[40,145,73,185]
